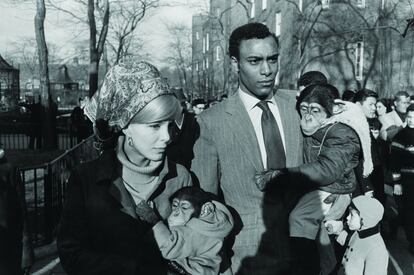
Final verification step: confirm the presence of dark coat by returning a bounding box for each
[167,112,199,170]
[289,122,360,194]
[57,151,192,275]
[0,160,33,275]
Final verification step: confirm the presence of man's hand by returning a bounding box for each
[135,201,160,225]
[254,169,285,191]
[394,184,403,196]
[324,220,344,235]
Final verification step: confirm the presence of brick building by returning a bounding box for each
[192,0,414,99]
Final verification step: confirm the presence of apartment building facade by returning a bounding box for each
[192,0,414,99]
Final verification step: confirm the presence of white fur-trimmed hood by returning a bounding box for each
[325,101,373,177]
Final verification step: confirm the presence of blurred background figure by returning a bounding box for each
[297,71,328,93]
[380,91,410,141]
[0,150,33,275]
[342,89,356,102]
[192,98,206,115]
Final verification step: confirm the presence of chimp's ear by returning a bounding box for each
[199,202,215,218]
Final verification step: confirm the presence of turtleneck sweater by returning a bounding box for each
[116,136,163,204]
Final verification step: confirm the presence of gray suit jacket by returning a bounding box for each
[191,89,303,274]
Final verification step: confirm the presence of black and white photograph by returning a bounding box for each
[1,0,414,274]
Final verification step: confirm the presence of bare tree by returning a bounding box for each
[35,0,57,149]
[164,23,193,97]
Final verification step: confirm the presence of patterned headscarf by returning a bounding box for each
[84,60,172,132]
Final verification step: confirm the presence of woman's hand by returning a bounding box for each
[135,201,161,225]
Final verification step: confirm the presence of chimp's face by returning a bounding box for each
[299,102,328,136]
[167,198,196,227]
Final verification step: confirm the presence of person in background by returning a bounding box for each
[297,71,328,93]
[192,99,206,115]
[167,101,199,170]
[353,89,384,203]
[389,104,414,254]
[380,91,410,141]
[342,90,356,102]
[376,98,392,123]
[0,149,33,275]
[57,60,192,275]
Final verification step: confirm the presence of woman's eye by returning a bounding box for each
[249,60,258,65]
[149,124,160,129]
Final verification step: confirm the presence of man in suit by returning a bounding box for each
[380,91,410,141]
[191,23,303,274]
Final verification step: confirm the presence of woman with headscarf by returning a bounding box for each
[57,60,192,275]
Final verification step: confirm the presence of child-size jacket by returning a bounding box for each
[288,102,372,194]
[337,230,388,275]
[153,200,234,275]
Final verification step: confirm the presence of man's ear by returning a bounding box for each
[231,56,239,73]
[122,126,130,136]
[200,202,215,218]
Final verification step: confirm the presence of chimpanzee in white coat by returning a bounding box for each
[135,187,234,275]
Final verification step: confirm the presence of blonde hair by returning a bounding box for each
[130,94,180,124]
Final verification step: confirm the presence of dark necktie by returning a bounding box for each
[257,100,286,169]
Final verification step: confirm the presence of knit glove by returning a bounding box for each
[135,201,161,225]
[254,169,287,191]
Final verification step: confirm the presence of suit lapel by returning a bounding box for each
[225,93,264,171]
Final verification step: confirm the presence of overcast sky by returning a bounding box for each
[0,0,205,67]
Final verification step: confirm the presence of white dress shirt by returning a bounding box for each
[238,89,286,169]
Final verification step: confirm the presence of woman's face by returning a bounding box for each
[376,101,387,116]
[124,120,172,162]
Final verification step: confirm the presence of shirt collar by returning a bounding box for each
[238,87,276,111]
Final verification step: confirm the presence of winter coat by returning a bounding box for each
[289,122,360,194]
[337,229,388,275]
[153,201,234,275]
[390,127,414,183]
[57,151,192,275]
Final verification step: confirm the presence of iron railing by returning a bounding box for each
[19,136,99,246]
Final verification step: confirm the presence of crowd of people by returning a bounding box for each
[2,22,413,275]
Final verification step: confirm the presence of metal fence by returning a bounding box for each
[0,121,80,150]
[19,136,99,246]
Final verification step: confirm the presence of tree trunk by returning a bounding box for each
[88,0,109,97]
[35,0,57,149]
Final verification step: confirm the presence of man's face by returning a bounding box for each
[359,96,377,118]
[407,111,414,128]
[394,96,410,113]
[232,36,279,100]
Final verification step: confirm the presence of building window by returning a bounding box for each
[216,46,220,61]
[202,59,205,70]
[202,37,206,54]
[321,0,330,9]
[206,57,209,69]
[216,8,220,17]
[355,41,364,81]
[299,0,303,12]
[196,62,199,71]
[206,33,210,51]
[262,0,267,10]
[356,0,365,8]
[196,31,199,40]
[275,12,281,37]
[250,0,255,18]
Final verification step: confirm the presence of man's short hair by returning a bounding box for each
[228,22,278,60]
[394,91,410,102]
[297,71,328,88]
[353,88,378,103]
[342,90,356,102]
